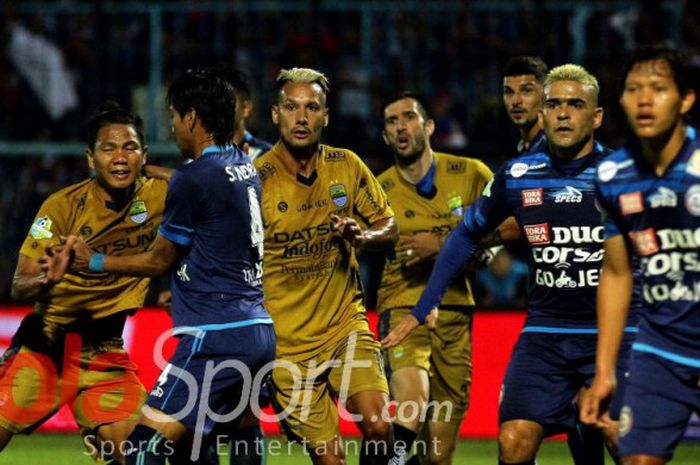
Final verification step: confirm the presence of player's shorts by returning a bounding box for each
[498,330,633,434]
[0,334,145,435]
[146,323,276,435]
[378,307,472,423]
[618,349,700,460]
[271,322,389,448]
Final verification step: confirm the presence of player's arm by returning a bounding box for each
[143,165,175,182]
[580,234,633,426]
[12,254,54,301]
[66,233,179,277]
[331,214,398,251]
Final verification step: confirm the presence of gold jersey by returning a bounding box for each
[377,152,493,312]
[255,143,394,361]
[19,177,167,338]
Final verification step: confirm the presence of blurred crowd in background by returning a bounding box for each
[1,0,699,304]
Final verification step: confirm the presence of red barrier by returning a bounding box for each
[0,307,525,437]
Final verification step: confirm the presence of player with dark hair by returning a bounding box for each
[502,56,549,155]
[385,64,638,464]
[375,91,493,465]
[582,46,698,465]
[51,68,276,465]
[0,101,167,464]
[255,67,398,465]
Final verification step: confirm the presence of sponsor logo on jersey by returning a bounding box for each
[528,163,547,170]
[177,263,190,283]
[524,223,550,245]
[649,186,677,208]
[619,406,632,437]
[381,178,395,192]
[628,228,659,256]
[521,188,543,207]
[597,160,618,182]
[296,199,328,212]
[510,162,528,178]
[686,149,700,177]
[685,184,700,216]
[330,183,348,207]
[325,150,346,161]
[619,191,644,215]
[30,216,53,239]
[129,200,148,224]
[405,210,415,218]
[553,186,583,203]
[278,201,288,212]
[80,225,92,237]
[446,160,466,173]
[257,161,276,180]
[447,194,463,216]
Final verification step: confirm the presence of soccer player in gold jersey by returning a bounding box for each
[0,102,167,464]
[253,68,398,465]
[376,92,492,465]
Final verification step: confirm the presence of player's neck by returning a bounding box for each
[549,135,594,161]
[233,124,246,146]
[639,122,687,176]
[519,121,542,149]
[396,149,433,184]
[279,140,319,177]
[94,181,134,210]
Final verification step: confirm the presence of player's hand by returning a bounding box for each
[330,214,365,248]
[63,235,93,272]
[38,236,76,285]
[579,374,616,427]
[142,164,174,182]
[157,290,172,309]
[396,233,441,267]
[381,313,420,348]
[425,307,439,330]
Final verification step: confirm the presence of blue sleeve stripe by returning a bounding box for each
[159,226,192,246]
[173,318,274,334]
[167,223,195,233]
[506,179,592,189]
[633,342,700,368]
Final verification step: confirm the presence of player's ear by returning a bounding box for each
[592,107,604,130]
[425,118,435,138]
[323,107,329,127]
[681,88,696,116]
[382,130,390,146]
[242,100,253,119]
[86,148,95,170]
[271,105,279,125]
[142,144,149,166]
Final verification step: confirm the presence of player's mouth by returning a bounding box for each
[292,128,310,140]
[635,113,655,126]
[555,126,573,133]
[111,169,132,180]
[510,109,525,118]
[397,135,410,149]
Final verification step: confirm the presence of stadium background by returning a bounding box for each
[1,1,699,463]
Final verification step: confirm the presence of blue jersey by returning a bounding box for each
[596,126,700,366]
[159,145,271,331]
[414,141,639,332]
[243,130,273,161]
[518,129,548,156]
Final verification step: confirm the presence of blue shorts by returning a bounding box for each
[146,323,276,434]
[619,350,700,460]
[499,331,632,434]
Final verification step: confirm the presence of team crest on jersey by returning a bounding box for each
[330,183,348,207]
[619,191,644,215]
[447,194,463,216]
[30,216,54,239]
[686,149,700,177]
[628,228,659,256]
[523,223,550,245]
[685,185,700,216]
[129,200,148,224]
[553,186,583,203]
[649,187,677,208]
[521,188,543,207]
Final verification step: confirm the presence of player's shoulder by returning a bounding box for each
[377,165,399,193]
[43,178,92,207]
[596,146,637,185]
[321,144,362,166]
[253,142,281,182]
[435,152,491,176]
[138,177,169,197]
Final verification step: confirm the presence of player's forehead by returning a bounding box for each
[95,123,141,145]
[545,80,593,101]
[279,81,326,105]
[626,59,675,84]
[503,74,540,89]
[384,97,421,118]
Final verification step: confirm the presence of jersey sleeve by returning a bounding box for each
[19,194,70,261]
[462,164,512,234]
[595,180,622,239]
[352,154,394,224]
[158,170,202,247]
[469,159,495,193]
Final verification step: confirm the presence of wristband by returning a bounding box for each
[89,253,106,272]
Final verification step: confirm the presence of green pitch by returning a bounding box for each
[1,434,699,464]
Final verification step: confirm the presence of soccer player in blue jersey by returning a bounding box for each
[383,64,637,465]
[581,47,698,465]
[502,56,549,156]
[48,68,276,465]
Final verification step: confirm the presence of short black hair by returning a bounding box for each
[209,64,251,101]
[381,91,432,121]
[86,101,145,150]
[621,46,694,95]
[167,68,237,146]
[502,56,549,83]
